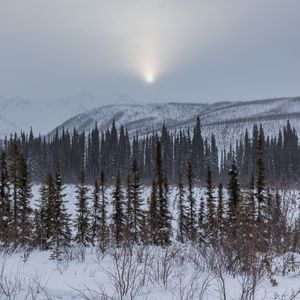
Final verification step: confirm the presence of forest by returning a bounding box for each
[1,117,299,186]
[0,118,300,299]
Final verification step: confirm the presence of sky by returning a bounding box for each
[0,0,300,103]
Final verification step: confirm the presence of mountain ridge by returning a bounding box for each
[49,96,300,149]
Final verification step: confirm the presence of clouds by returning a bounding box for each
[0,0,299,101]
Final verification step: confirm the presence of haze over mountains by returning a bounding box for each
[0,91,137,137]
[1,94,300,147]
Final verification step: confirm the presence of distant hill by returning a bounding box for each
[50,97,300,149]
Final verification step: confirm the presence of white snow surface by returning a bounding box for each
[1,185,300,299]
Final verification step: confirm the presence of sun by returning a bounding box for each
[145,73,155,84]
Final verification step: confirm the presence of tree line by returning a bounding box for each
[1,118,299,187]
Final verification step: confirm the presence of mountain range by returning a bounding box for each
[51,96,300,149]
[0,94,300,148]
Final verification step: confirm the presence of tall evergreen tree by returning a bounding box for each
[50,165,71,259]
[111,171,125,246]
[74,171,91,246]
[0,151,11,246]
[227,160,240,237]
[155,140,172,246]
[8,138,20,246]
[35,181,48,250]
[17,154,33,247]
[125,173,134,242]
[176,174,186,243]
[91,180,101,246]
[191,116,204,182]
[205,165,215,239]
[148,179,159,245]
[256,125,266,223]
[130,160,145,243]
[99,171,108,251]
[186,162,196,242]
[217,183,224,236]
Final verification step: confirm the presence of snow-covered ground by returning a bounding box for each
[2,244,300,299]
[1,185,300,299]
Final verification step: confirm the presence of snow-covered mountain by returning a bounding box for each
[0,91,137,137]
[51,97,300,148]
[1,94,300,147]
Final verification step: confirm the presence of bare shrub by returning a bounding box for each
[171,265,212,300]
[0,253,23,300]
[99,245,150,300]
[149,245,180,287]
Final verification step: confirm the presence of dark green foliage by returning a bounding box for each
[155,140,172,246]
[176,173,186,243]
[50,165,71,259]
[0,152,11,246]
[197,197,205,244]
[1,119,300,189]
[191,116,204,182]
[186,162,196,242]
[35,181,49,250]
[91,180,101,246]
[74,171,91,246]
[256,125,265,222]
[17,154,33,247]
[99,170,109,251]
[205,165,215,239]
[148,179,159,245]
[111,171,125,246]
[130,160,145,243]
[217,183,224,235]
[125,173,134,242]
[227,160,240,237]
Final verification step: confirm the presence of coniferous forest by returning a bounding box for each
[1,117,299,186]
[1,117,300,298]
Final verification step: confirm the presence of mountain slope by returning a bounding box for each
[0,91,137,137]
[51,97,300,148]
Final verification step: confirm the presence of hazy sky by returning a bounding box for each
[0,0,300,102]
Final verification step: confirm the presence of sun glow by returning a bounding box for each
[145,73,155,84]
[142,59,157,84]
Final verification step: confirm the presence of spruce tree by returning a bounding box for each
[131,160,145,244]
[99,170,108,251]
[191,116,204,181]
[35,181,48,250]
[0,151,11,246]
[44,173,56,249]
[74,171,91,247]
[205,165,215,239]
[148,179,159,245]
[227,160,240,237]
[256,125,266,223]
[197,197,205,244]
[217,183,224,237]
[125,173,134,242]
[50,165,71,259]
[155,140,172,246]
[8,138,20,247]
[111,171,125,246]
[91,180,101,246]
[177,173,186,243]
[186,162,196,242]
[17,154,33,247]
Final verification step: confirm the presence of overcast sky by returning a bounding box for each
[0,0,299,103]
